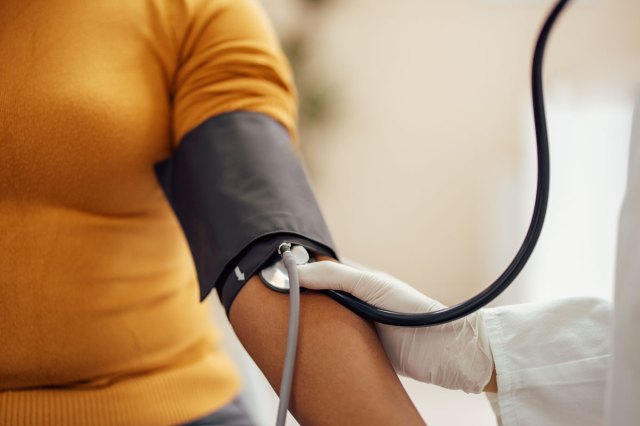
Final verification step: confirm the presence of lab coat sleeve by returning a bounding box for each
[606,95,640,426]
[482,297,612,426]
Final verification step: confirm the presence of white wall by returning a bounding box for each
[297,0,640,306]
[515,93,633,304]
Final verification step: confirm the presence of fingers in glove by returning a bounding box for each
[298,261,369,296]
[298,261,443,312]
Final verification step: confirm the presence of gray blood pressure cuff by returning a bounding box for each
[154,111,337,313]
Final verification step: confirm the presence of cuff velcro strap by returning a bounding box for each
[217,234,333,314]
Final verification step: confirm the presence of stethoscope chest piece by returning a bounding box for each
[259,245,310,292]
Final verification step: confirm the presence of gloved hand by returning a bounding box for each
[298,261,494,394]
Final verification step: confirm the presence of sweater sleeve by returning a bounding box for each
[482,297,612,426]
[171,0,297,146]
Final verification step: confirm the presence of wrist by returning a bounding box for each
[483,365,498,393]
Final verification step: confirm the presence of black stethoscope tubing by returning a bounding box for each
[324,0,570,327]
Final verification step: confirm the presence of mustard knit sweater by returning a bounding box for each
[0,0,296,424]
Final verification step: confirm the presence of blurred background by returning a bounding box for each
[213,0,640,424]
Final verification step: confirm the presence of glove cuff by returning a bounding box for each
[459,310,494,393]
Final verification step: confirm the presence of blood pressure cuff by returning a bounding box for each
[154,111,337,313]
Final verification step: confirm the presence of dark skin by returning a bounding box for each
[229,257,425,425]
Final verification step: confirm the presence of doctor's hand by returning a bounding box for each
[298,261,495,394]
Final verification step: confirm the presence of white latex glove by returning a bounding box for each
[298,261,494,394]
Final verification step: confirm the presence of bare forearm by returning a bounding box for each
[229,276,425,425]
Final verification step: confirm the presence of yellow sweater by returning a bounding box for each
[0,0,296,424]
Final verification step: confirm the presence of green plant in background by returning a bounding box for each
[280,0,336,134]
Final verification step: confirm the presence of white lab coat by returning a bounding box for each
[482,98,640,426]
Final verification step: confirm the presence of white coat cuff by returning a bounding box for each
[482,297,612,426]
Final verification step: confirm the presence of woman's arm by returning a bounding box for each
[229,274,425,426]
